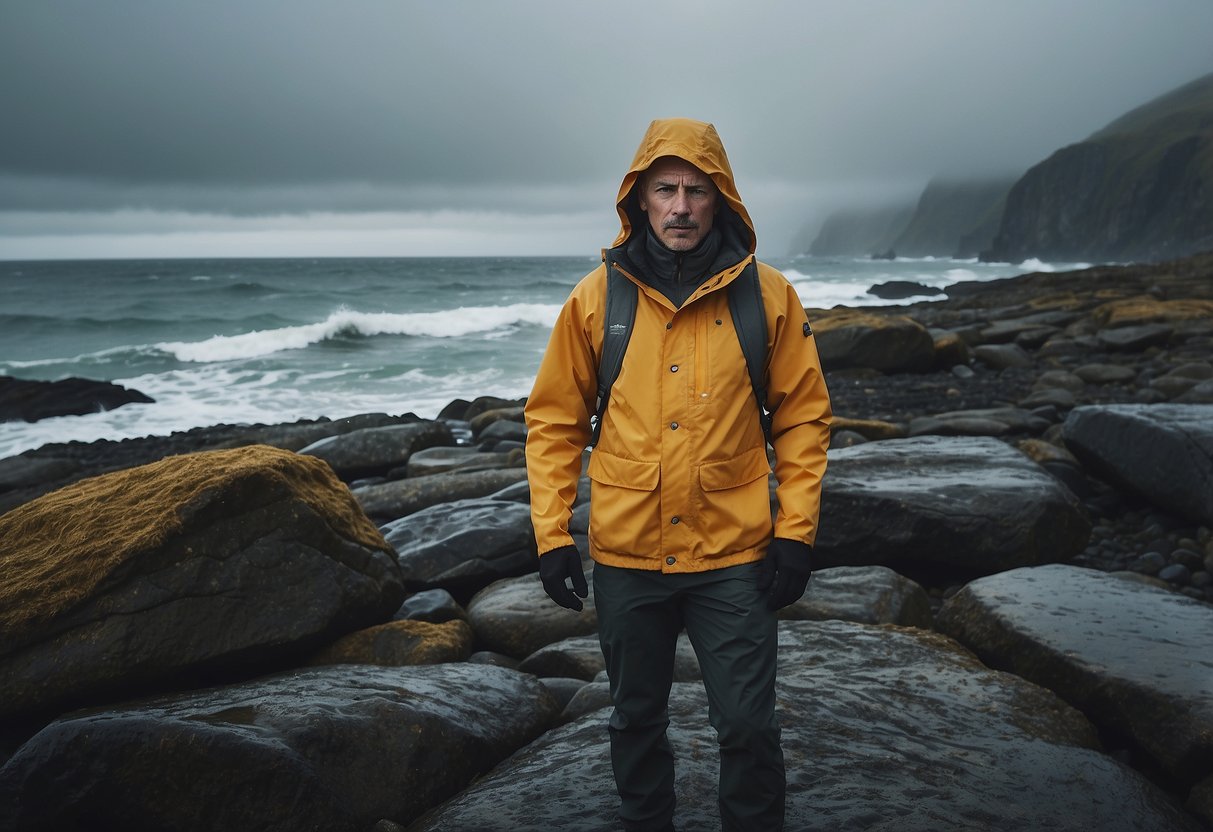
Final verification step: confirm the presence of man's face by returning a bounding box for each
[637,156,718,252]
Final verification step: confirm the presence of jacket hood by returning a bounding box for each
[612,118,756,253]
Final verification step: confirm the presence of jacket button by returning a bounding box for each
[670,422,679,430]
[666,322,673,330]
[671,516,680,524]
[670,364,679,373]
[666,556,676,565]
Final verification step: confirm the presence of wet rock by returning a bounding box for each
[478,419,528,445]
[0,375,153,423]
[297,420,454,480]
[778,565,933,628]
[1063,404,1213,526]
[538,677,589,711]
[1018,387,1077,410]
[1074,363,1136,384]
[518,634,605,680]
[813,436,1091,575]
[973,342,1032,369]
[406,621,1200,832]
[1133,552,1168,575]
[932,330,971,368]
[382,498,536,593]
[1177,379,1213,403]
[0,445,403,723]
[353,467,529,522]
[393,589,467,624]
[1098,323,1174,351]
[468,406,526,436]
[406,446,522,478]
[867,280,943,300]
[308,619,473,667]
[828,416,907,441]
[559,681,612,723]
[1158,563,1192,585]
[938,564,1213,815]
[909,414,1010,437]
[813,310,935,373]
[467,570,597,660]
[0,664,558,832]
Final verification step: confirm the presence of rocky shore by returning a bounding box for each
[1,253,1211,830]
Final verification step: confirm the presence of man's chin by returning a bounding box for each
[660,233,699,251]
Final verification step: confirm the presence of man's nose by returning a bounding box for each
[671,189,691,214]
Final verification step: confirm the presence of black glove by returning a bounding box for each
[756,538,814,610]
[539,545,589,611]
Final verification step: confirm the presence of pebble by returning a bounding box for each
[1172,549,1204,570]
[1133,552,1167,575]
[1157,564,1191,585]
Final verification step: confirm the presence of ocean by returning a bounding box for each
[0,254,1087,460]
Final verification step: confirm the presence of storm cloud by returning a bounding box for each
[2,0,1211,256]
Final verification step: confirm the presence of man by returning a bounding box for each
[524,118,832,832]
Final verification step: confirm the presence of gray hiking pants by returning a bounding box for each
[593,561,784,832]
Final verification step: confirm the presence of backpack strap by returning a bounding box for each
[591,254,637,447]
[727,258,775,446]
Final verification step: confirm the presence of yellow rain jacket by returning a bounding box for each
[525,118,832,572]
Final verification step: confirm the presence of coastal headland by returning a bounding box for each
[1,252,1212,830]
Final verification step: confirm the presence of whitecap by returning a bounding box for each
[157,303,563,363]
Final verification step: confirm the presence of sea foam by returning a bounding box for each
[157,303,562,363]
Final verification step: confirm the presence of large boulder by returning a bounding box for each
[1062,403,1213,526]
[468,569,598,659]
[382,498,536,593]
[353,468,530,522]
[938,564,1213,824]
[0,663,558,832]
[299,420,453,480]
[406,621,1201,831]
[813,310,936,373]
[0,445,404,722]
[811,436,1091,575]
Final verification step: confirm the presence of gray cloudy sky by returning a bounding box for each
[2,0,1211,258]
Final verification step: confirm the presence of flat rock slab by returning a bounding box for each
[778,565,933,628]
[0,663,558,832]
[812,436,1091,575]
[1062,403,1213,526]
[354,468,529,523]
[382,498,536,593]
[407,620,1200,831]
[0,445,404,723]
[938,564,1213,817]
[299,420,453,480]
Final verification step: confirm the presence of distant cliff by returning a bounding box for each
[984,72,1213,263]
[892,177,1016,258]
[804,178,1014,259]
[806,204,915,257]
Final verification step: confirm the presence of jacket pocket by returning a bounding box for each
[587,450,662,555]
[696,446,773,556]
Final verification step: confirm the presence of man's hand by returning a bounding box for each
[539,545,589,611]
[756,538,814,610]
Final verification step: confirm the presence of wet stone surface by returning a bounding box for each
[406,620,1201,832]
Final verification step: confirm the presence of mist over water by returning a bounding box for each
[0,254,1082,459]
